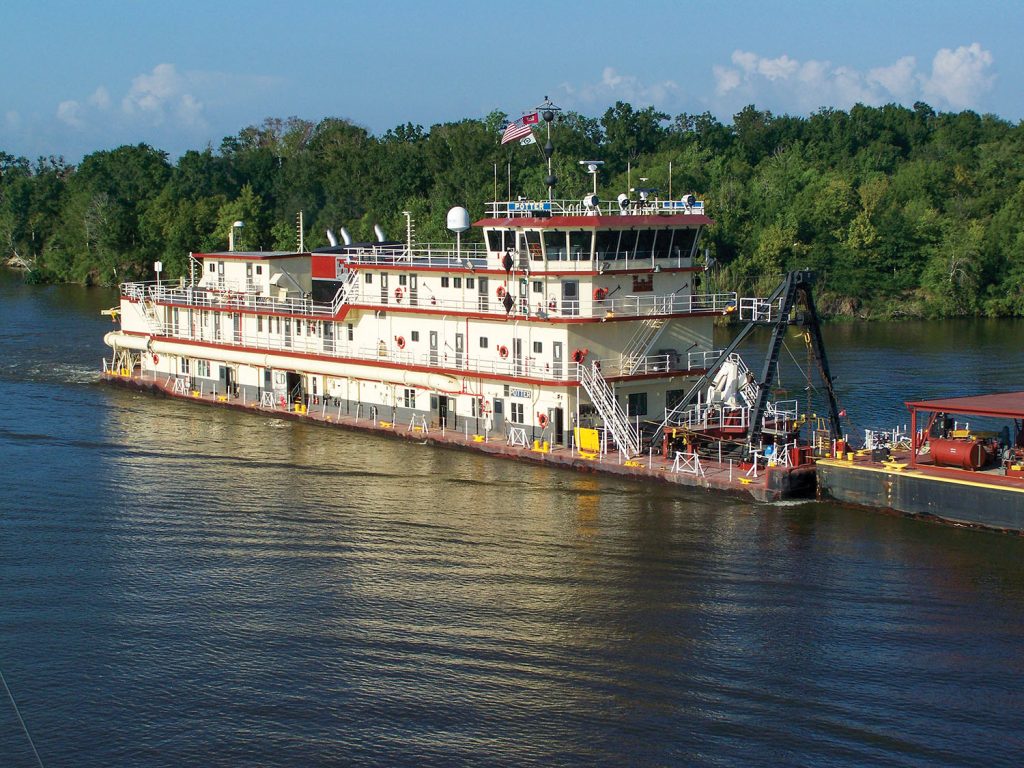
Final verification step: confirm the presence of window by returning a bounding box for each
[471,398,481,418]
[533,341,543,354]
[180,358,191,374]
[479,337,488,348]
[399,274,407,286]
[441,277,450,288]
[256,265,263,275]
[525,231,542,260]
[403,388,416,408]
[667,389,685,411]
[196,359,211,377]
[453,277,462,288]
[627,392,648,417]
[532,280,542,293]
[569,231,593,261]
[595,230,620,261]
[511,402,525,423]
[411,331,420,342]
[466,277,475,290]
[347,323,354,341]
[543,231,567,261]
[207,263,215,273]
[365,273,373,284]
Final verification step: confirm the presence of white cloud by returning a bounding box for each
[711,44,995,115]
[922,43,995,110]
[88,86,111,110]
[560,67,680,108]
[57,100,84,128]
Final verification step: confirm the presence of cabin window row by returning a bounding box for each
[487,228,698,262]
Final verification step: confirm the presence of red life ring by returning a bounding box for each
[593,287,609,300]
[548,298,557,311]
[394,287,404,302]
[496,285,506,298]
[396,335,406,349]
[537,412,548,428]
[152,353,159,364]
[571,348,588,364]
[498,345,509,359]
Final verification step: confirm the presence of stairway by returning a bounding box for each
[620,314,669,374]
[578,362,641,458]
[140,295,164,334]
[727,353,759,407]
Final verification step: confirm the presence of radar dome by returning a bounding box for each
[447,206,471,233]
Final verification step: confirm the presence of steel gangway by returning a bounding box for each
[578,362,641,458]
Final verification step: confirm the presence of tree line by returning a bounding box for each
[2,101,1023,317]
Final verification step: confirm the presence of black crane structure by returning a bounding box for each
[652,270,842,455]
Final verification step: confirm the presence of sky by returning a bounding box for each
[2,0,1022,162]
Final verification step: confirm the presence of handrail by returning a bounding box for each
[486,198,706,218]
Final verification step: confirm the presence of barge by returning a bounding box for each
[817,392,1024,531]
[100,101,839,501]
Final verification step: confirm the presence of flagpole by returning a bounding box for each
[494,163,498,204]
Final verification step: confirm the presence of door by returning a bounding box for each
[492,398,505,433]
[284,318,292,347]
[245,263,253,292]
[410,274,418,306]
[436,394,454,428]
[553,341,563,379]
[232,313,241,344]
[263,368,272,397]
[429,331,439,366]
[323,321,334,353]
[455,333,464,369]
[380,272,389,304]
[513,338,523,376]
[549,407,564,446]
[562,280,579,316]
[478,277,489,312]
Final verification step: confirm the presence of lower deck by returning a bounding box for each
[102,368,815,503]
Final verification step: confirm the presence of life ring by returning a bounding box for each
[571,348,588,364]
[496,285,506,298]
[593,287,609,301]
[396,335,406,349]
[537,412,548,428]
[548,298,557,311]
[152,353,159,364]
[498,345,509,359]
[394,287,404,302]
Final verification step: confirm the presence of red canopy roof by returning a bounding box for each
[905,391,1024,418]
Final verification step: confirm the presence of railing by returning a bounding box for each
[486,198,706,218]
[591,349,723,379]
[669,403,751,432]
[578,362,641,458]
[124,279,736,322]
[740,296,785,323]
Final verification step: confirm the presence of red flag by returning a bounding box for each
[522,112,540,125]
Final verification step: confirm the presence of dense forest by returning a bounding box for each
[2,101,1023,318]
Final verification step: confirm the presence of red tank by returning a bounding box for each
[930,437,986,470]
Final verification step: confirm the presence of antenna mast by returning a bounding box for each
[536,96,562,201]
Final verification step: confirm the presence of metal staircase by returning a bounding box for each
[330,268,360,315]
[140,293,164,334]
[578,362,641,458]
[728,353,759,407]
[620,314,669,374]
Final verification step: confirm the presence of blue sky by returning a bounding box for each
[2,0,1021,162]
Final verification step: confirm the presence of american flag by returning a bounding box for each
[501,114,537,145]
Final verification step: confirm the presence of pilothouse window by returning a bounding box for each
[543,231,567,261]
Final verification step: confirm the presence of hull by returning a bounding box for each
[816,458,1024,532]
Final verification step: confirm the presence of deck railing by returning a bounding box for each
[123,280,737,321]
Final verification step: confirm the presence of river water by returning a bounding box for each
[1,270,1023,767]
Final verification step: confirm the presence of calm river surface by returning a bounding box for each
[1,270,1023,767]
